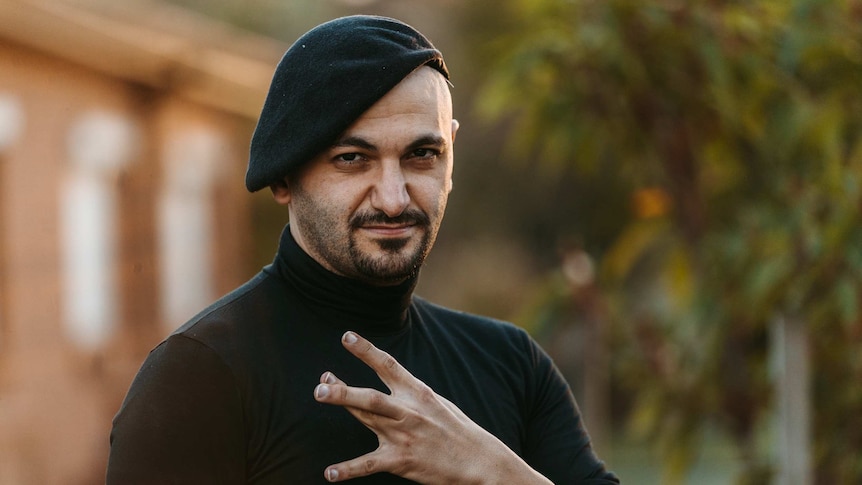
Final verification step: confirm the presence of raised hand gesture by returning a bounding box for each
[313,331,553,484]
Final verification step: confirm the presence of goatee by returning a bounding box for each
[348,209,432,284]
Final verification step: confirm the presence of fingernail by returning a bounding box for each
[315,384,330,399]
[343,331,357,344]
[327,468,339,481]
[323,372,336,384]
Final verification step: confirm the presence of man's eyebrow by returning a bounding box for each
[331,134,448,152]
[332,136,377,151]
[406,135,447,152]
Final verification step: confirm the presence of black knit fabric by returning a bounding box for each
[107,226,619,484]
[245,15,450,192]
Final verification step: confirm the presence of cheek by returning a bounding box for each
[441,166,455,205]
[415,178,451,216]
[427,179,452,217]
[306,179,366,213]
[442,159,454,195]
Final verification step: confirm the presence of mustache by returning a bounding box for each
[349,209,430,229]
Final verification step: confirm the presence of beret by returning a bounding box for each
[245,15,450,192]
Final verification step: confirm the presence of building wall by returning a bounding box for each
[0,38,255,484]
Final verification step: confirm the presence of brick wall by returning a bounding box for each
[0,38,257,484]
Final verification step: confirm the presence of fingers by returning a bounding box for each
[319,371,341,386]
[323,451,395,482]
[314,371,404,419]
[315,332,428,419]
[340,331,411,385]
[316,333,477,483]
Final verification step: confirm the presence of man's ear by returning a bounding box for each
[270,179,291,206]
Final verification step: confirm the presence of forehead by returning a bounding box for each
[344,66,452,134]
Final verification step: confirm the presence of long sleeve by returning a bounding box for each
[523,338,620,484]
[107,335,246,484]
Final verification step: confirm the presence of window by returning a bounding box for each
[61,111,138,350]
[158,129,225,330]
[0,94,24,350]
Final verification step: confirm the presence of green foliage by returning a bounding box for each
[478,0,862,482]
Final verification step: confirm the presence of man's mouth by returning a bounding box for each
[350,210,430,236]
[358,224,416,237]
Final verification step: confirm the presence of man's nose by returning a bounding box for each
[370,163,410,217]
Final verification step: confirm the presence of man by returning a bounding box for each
[107,15,619,484]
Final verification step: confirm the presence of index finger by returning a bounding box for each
[341,331,411,385]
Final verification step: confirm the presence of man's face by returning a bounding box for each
[273,67,458,285]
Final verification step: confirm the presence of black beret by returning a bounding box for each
[245,15,450,192]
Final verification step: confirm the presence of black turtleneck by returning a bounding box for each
[272,224,417,333]
[107,226,618,484]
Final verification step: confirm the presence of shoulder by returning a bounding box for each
[148,268,288,369]
[128,270,286,402]
[411,296,537,358]
[413,296,527,332]
[174,270,272,336]
[178,266,292,337]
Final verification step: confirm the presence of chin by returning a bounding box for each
[353,248,426,283]
[374,236,412,253]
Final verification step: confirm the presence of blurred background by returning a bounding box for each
[1,0,861,483]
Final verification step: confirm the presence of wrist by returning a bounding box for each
[469,440,553,485]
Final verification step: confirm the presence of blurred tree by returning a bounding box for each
[475,0,862,483]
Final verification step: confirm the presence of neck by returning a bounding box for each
[270,225,417,334]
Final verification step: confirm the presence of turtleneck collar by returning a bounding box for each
[269,225,417,334]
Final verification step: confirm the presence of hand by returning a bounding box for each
[313,331,553,484]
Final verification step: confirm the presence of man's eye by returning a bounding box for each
[412,148,438,159]
[335,153,364,164]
